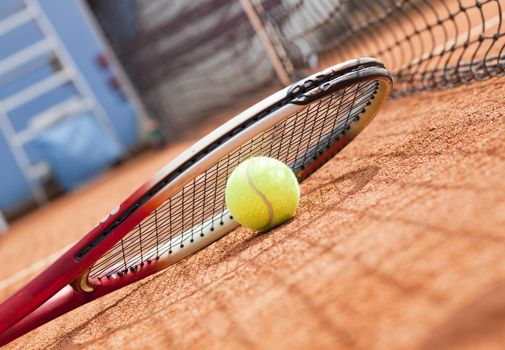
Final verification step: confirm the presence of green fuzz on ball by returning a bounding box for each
[225,156,300,231]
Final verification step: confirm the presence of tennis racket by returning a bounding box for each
[0,57,392,345]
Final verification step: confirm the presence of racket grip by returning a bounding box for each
[0,261,158,346]
[0,250,82,336]
[0,286,88,347]
[0,286,84,346]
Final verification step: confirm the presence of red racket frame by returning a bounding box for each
[0,58,392,346]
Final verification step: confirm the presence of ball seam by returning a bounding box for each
[246,162,274,230]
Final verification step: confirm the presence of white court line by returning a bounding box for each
[408,11,505,67]
[0,244,72,292]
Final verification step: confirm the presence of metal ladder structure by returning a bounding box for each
[0,0,121,205]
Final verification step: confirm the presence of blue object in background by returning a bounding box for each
[39,0,140,149]
[0,0,143,215]
[34,113,122,191]
[0,132,34,208]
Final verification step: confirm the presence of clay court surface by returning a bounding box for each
[1,76,504,349]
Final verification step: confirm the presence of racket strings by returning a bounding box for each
[91,81,375,270]
[90,86,378,279]
[89,79,379,280]
[90,82,370,274]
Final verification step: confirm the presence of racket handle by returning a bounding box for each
[0,286,83,346]
[0,261,157,346]
[0,254,81,335]
[0,202,147,339]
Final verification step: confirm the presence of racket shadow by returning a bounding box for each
[42,167,381,348]
[221,165,381,259]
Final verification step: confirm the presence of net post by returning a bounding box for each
[239,0,294,86]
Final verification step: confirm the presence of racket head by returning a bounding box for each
[84,57,392,286]
[0,58,392,345]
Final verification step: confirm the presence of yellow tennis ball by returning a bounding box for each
[225,156,300,231]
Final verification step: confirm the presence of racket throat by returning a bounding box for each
[70,269,94,293]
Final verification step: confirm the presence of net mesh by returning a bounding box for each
[89,0,278,134]
[87,0,504,134]
[265,0,505,95]
[89,79,380,280]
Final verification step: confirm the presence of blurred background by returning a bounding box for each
[0,0,503,231]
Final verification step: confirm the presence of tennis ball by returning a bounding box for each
[225,156,300,231]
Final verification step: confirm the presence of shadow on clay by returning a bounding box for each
[419,279,505,350]
[45,166,381,349]
[302,164,381,197]
[223,165,381,261]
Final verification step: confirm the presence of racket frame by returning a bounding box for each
[0,57,392,345]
